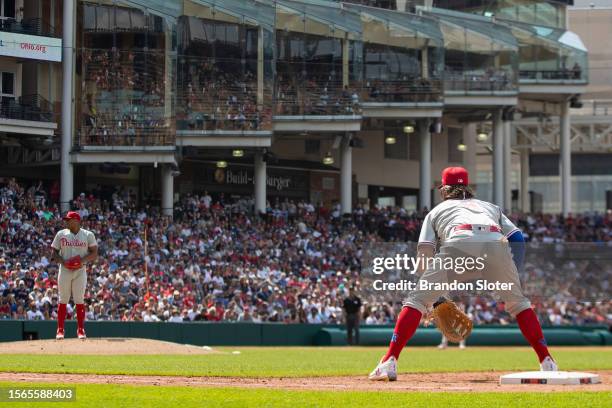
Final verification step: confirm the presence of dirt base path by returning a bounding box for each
[0,338,217,355]
[0,371,609,393]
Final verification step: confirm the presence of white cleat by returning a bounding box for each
[55,329,64,340]
[77,328,86,340]
[459,341,466,349]
[437,343,447,349]
[368,356,397,381]
[540,356,558,372]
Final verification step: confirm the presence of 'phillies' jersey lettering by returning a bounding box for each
[51,228,97,273]
[59,238,88,248]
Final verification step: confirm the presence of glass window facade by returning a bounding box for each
[530,176,612,214]
[510,22,588,83]
[77,1,177,146]
[347,4,444,104]
[274,0,362,116]
[176,0,275,131]
[71,0,587,149]
[433,1,568,29]
[428,10,518,94]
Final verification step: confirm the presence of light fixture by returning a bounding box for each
[429,121,443,134]
[232,149,244,157]
[457,141,467,152]
[477,131,488,142]
[403,124,414,134]
[322,152,334,165]
[42,136,54,146]
[385,135,397,145]
[216,160,228,168]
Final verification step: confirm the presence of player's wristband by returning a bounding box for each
[507,230,525,271]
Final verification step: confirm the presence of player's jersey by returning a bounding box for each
[51,228,97,272]
[418,199,519,246]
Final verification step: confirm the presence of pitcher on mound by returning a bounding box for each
[51,211,98,340]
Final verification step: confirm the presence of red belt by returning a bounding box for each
[455,224,502,233]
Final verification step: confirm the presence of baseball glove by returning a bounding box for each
[432,299,473,343]
[64,256,83,270]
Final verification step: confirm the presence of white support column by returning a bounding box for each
[340,133,353,214]
[254,151,267,214]
[560,100,572,216]
[492,109,504,207]
[257,26,264,107]
[503,120,512,211]
[419,119,431,210]
[60,0,75,212]
[161,165,174,217]
[421,46,429,79]
[342,38,349,87]
[520,133,530,213]
[164,25,172,124]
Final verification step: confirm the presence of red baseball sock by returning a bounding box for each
[516,308,551,363]
[382,306,422,362]
[76,304,86,331]
[57,303,67,331]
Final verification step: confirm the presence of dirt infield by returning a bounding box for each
[0,371,609,393]
[0,338,217,355]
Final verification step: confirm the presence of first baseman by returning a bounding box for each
[51,211,98,340]
[369,167,556,381]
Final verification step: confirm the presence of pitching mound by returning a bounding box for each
[0,338,217,355]
[1,371,610,393]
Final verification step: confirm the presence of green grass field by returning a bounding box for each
[0,347,610,377]
[0,347,610,407]
[0,382,608,408]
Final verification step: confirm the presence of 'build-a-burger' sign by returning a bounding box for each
[0,32,61,62]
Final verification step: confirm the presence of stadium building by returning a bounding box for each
[0,0,608,215]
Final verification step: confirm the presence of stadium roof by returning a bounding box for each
[344,3,444,45]
[423,7,518,51]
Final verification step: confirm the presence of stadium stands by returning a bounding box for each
[0,179,609,326]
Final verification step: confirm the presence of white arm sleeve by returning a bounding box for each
[418,213,437,247]
[51,232,61,250]
[87,230,98,248]
[501,213,520,237]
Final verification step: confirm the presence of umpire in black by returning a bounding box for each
[343,287,362,345]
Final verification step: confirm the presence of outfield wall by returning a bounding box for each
[0,321,610,346]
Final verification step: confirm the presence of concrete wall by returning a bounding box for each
[3,320,609,346]
[271,116,478,207]
[569,7,612,99]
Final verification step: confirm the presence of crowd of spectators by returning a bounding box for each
[80,48,171,146]
[177,58,272,131]
[444,67,513,92]
[275,74,361,116]
[363,78,441,103]
[1,178,610,327]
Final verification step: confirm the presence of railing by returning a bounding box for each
[519,69,586,82]
[274,81,362,116]
[0,94,54,122]
[571,100,612,116]
[175,84,273,131]
[76,127,175,147]
[78,98,174,147]
[0,17,59,38]
[444,70,517,92]
[361,79,443,103]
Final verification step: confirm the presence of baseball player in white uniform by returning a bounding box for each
[369,167,557,381]
[51,211,98,340]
